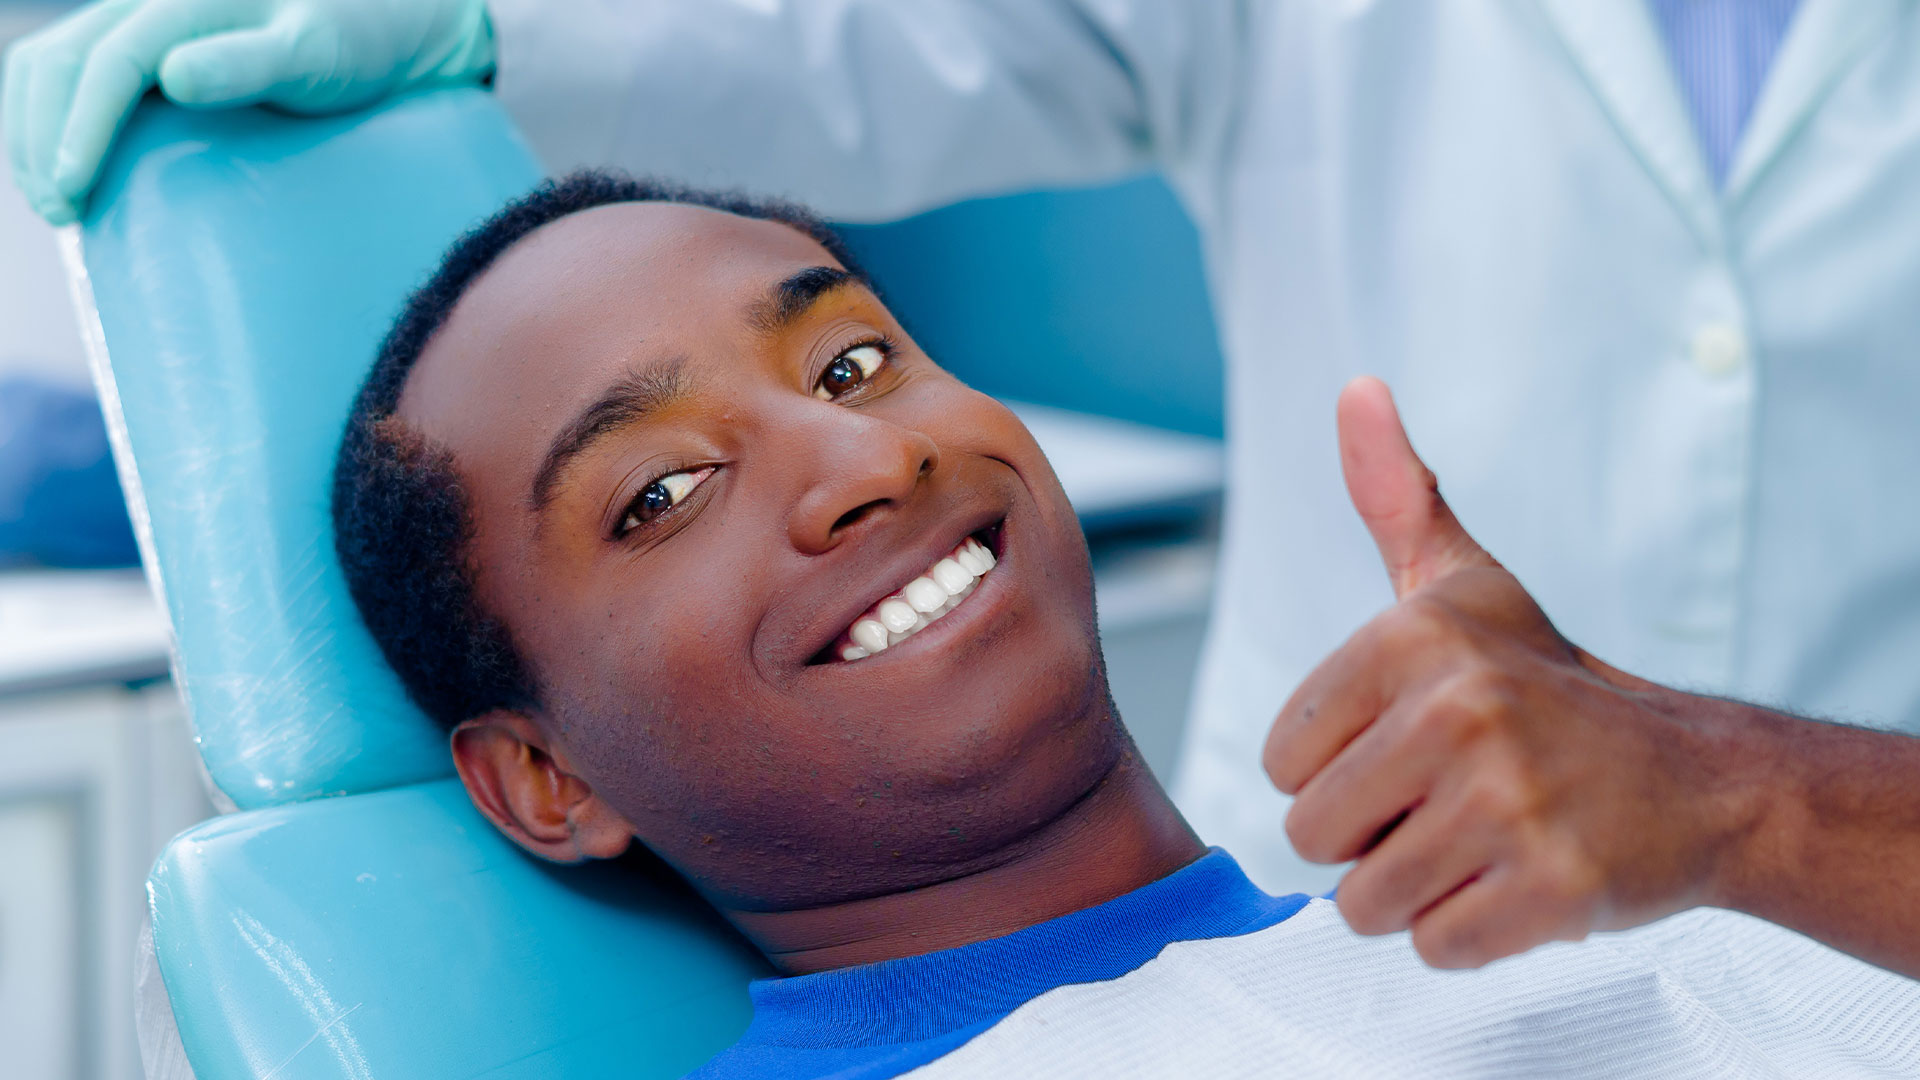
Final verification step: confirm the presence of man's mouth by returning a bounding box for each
[820,525,1001,663]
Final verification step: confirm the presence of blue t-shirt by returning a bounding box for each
[688,849,1309,1080]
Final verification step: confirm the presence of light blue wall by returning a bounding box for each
[838,176,1226,439]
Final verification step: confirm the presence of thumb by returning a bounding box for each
[1337,376,1496,599]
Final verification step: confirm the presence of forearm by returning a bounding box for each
[1703,698,1920,978]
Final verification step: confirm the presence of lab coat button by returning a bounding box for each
[1690,324,1748,377]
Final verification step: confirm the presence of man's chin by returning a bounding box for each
[679,672,1127,911]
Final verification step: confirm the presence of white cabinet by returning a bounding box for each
[0,572,212,1080]
[0,793,81,1080]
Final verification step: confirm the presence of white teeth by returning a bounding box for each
[966,537,996,570]
[954,546,987,576]
[905,577,947,613]
[878,599,919,634]
[832,533,999,663]
[932,558,971,595]
[852,619,890,653]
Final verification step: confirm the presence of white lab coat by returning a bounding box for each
[484,0,1920,893]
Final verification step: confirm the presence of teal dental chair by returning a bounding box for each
[83,90,770,1080]
[80,85,1225,1079]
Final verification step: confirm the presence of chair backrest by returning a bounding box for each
[81,91,770,1079]
[146,778,768,1079]
[77,89,526,809]
[83,86,1225,1080]
[76,90,1230,813]
[840,178,1225,439]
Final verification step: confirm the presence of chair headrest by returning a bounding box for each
[75,89,544,809]
[149,779,769,1076]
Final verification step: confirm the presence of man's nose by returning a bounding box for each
[785,411,940,556]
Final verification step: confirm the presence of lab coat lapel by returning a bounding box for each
[1536,0,1719,249]
[1723,0,1905,203]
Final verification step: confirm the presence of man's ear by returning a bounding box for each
[450,710,634,863]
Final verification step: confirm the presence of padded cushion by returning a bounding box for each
[78,89,539,808]
[838,179,1224,440]
[83,94,769,1078]
[149,779,769,1079]
[77,83,1223,1080]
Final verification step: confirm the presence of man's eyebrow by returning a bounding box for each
[748,265,862,334]
[530,357,690,509]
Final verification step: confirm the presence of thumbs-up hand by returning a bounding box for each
[1264,377,1755,969]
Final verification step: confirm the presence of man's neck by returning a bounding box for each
[726,752,1204,975]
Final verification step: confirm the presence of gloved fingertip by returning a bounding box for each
[51,151,87,198]
[157,57,216,104]
[31,192,78,226]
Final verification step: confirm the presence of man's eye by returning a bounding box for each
[814,343,889,400]
[618,467,713,536]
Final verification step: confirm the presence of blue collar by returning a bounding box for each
[737,848,1307,1050]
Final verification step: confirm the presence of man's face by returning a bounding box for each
[398,202,1126,910]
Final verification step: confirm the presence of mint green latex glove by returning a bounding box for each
[3,0,494,224]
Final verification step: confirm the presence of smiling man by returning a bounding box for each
[330,173,1918,1079]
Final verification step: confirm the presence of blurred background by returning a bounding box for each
[0,3,1229,1077]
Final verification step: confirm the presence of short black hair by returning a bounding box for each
[332,170,867,730]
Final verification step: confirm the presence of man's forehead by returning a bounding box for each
[397,200,839,444]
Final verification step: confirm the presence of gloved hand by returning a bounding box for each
[3,0,494,224]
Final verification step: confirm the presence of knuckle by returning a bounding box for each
[1260,745,1290,789]
[1404,695,1477,748]
[1355,605,1432,662]
[91,46,144,85]
[1284,819,1322,863]
[1532,849,1604,910]
[5,28,45,60]
[1432,668,1516,733]
[1386,597,1454,645]
[1557,922,1594,946]
[1284,803,1336,864]
[27,44,80,79]
[1460,774,1529,828]
[1335,874,1397,936]
[1400,698,1448,741]
[1261,716,1304,790]
[1411,919,1479,969]
[1359,612,1406,653]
